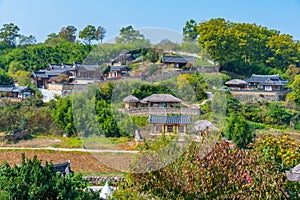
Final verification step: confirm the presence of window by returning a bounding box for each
[167,125,173,132]
[178,126,185,133]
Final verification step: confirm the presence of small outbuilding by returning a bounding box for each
[149,114,191,134]
[225,79,248,90]
[123,95,139,109]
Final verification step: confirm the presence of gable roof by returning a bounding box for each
[141,94,182,103]
[110,65,128,71]
[149,114,191,124]
[162,55,195,64]
[0,85,34,93]
[246,74,287,85]
[123,95,139,102]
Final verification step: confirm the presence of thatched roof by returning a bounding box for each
[141,94,182,103]
[193,120,219,132]
[123,95,139,102]
[225,79,247,85]
[286,164,300,182]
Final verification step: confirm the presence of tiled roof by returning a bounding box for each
[0,85,34,93]
[245,74,287,85]
[162,55,195,63]
[149,115,191,124]
[141,94,182,103]
[110,66,128,71]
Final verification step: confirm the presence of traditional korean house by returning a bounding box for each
[123,95,139,109]
[31,63,77,88]
[225,79,248,90]
[161,55,195,68]
[0,85,35,99]
[149,114,191,134]
[111,53,135,66]
[245,74,287,91]
[74,63,102,84]
[140,94,182,108]
[107,66,130,79]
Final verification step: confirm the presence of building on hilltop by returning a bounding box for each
[106,65,130,79]
[245,74,287,91]
[161,55,195,68]
[225,74,289,102]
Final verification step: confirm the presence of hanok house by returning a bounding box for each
[111,53,135,66]
[225,79,248,90]
[161,55,196,68]
[74,63,102,84]
[245,74,287,91]
[31,63,77,88]
[107,66,130,79]
[0,85,35,99]
[149,114,191,134]
[139,94,182,108]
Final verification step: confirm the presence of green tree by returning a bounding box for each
[197,18,300,75]
[95,26,106,43]
[0,154,98,199]
[146,48,159,63]
[44,33,62,45]
[115,26,145,43]
[225,113,253,148]
[79,25,96,44]
[0,68,13,85]
[59,25,77,42]
[18,35,36,46]
[0,23,20,47]
[12,70,31,85]
[287,74,300,105]
[183,19,198,42]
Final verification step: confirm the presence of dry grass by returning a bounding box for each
[0,150,126,173]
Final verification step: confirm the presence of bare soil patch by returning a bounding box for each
[0,150,124,173]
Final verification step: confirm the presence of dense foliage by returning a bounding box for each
[115,134,300,199]
[185,18,300,75]
[0,154,98,199]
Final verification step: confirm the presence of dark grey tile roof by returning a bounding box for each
[0,85,34,93]
[141,94,182,103]
[246,74,287,85]
[162,55,195,63]
[149,115,191,124]
[123,95,139,102]
[0,85,14,92]
[110,66,128,71]
[77,64,99,71]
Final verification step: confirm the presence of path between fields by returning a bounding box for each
[0,147,138,153]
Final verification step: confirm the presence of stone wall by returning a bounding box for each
[230,91,289,102]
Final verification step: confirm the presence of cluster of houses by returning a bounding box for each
[123,93,200,136]
[225,74,289,101]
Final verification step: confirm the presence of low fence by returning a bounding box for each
[124,107,201,116]
[0,129,29,141]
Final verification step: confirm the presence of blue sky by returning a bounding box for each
[0,0,300,43]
